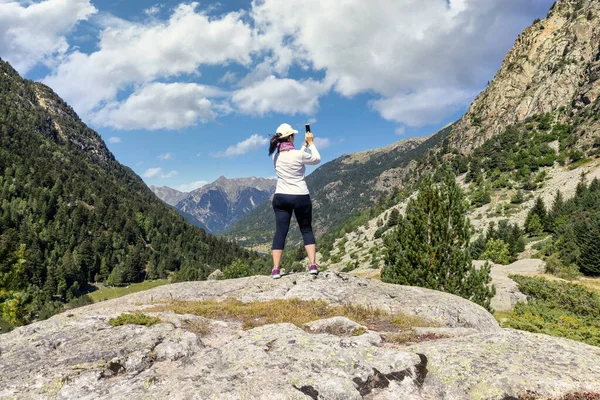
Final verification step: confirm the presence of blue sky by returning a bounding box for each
[0,0,554,192]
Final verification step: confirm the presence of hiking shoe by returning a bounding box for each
[308,264,318,275]
[271,267,281,279]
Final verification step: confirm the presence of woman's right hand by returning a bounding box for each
[305,131,314,146]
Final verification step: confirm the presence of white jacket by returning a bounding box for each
[273,144,321,195]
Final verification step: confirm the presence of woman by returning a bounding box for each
[268,123,321,279]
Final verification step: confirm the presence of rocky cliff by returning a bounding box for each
[450,0,600,152]
[2,273,599,399]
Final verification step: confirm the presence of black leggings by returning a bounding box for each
[272,194,316,250]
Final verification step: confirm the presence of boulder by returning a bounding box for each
[206,269,223,280]
[86,272,500,332]
[1,274,599,399]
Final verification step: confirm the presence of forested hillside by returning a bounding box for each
[0,59,259,326]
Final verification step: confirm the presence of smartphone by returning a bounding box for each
[305,124,311,133]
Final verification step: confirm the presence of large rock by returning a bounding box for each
[1,274,599,399]
[85,272,500,332]
[474,259,545,312]
[411,329,600,399]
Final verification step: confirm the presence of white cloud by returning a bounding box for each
[250,0,554,126]
[394,126,406,136]
[44,3,256,117]
[12,0,552,130]
[142,168,178,179]
[232,76,329,116]
[213,134,269,158]
[220,71,238,84]
[108,136,121,143]
[91,82,225,130]
[313,137,332,149]
[0,0,96,73]
[157,152,173,160]
[144,5,162,16]
[177,180,208,192]
[371,88,477,127]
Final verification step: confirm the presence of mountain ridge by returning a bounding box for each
[155,176,277,234]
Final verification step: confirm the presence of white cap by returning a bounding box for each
[276,123,298,138]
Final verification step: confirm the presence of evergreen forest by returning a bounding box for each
[0,59,264,327]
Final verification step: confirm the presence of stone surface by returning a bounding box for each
[473,259,545,312]
[207,269,224,281]
[84,272,500,332]
[1,275,599,399]
[304,316,367,336]
[410,329,600,399]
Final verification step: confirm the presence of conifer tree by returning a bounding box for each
[387,208,400,228]
[576,213,600,276]
[381,174,495,311]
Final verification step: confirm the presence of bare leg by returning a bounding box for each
[272,250,283,269]
[305,244,316,264]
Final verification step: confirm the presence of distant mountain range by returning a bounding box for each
[150,176,276,234]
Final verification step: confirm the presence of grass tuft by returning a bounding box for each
[149,298,434,331]
[108,313,161,327]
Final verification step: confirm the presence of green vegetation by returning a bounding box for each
[471,220,525,264]
[150,298,434,331]
[88,280,170,302]
[500,276,600,347]
[381,174,495,311]
[221,259,252,280]
[526,178,600,277]
[108,313,162,327]
[0,59,265,327]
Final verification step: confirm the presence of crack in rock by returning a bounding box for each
[352,353,428,396]
[293,384,319,400]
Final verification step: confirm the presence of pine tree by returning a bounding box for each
[381,174,495,311]
[387,208,400,228]
[525,197,548,232]
[576,213,600,276]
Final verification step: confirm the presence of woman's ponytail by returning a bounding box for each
[268,133,282,156]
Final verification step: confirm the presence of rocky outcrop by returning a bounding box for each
[1,273,599,399]
[450,0,600,152]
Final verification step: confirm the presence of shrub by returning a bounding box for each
[501,276,600,347]
[481,239,511,264]
[544,253,581,280]
[222,259,252,280]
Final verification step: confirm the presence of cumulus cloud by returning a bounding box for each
[14,0,553,129]
[0,0,96,73]
[371,88,478,127]
[91,83,225,130]
[313,137,332,149]
[142,168,178,179]
[213,134,269,158]
[44,2,256,117]
[177,180,208,192]
[232,76,329,116]
[250,0,554,125]
[157,152,173,160]
[108,136,121,143]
